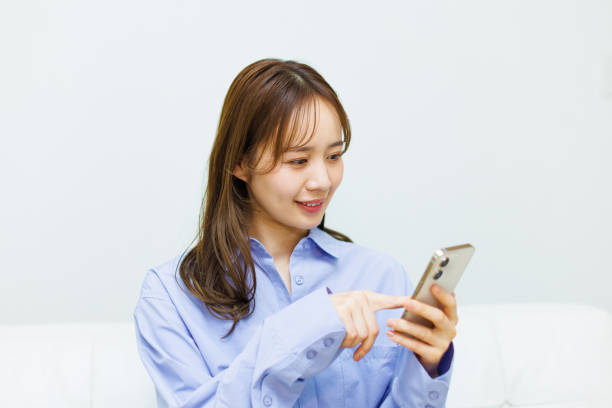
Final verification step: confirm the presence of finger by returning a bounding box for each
[404,299,451,331]
[386,329,439,361]
[354,301,380,361]
[350,305,368,350]
[339,308,358,348]
[430,284,458,325]
[387,318,443,348]
[366,292,412,312]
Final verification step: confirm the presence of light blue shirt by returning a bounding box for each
[133,226,454,407]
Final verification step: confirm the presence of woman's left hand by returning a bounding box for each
[385,283,458,378]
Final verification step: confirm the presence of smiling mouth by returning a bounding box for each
[296,198,325,205]
[296,197,326,204]
[297,201,322,207]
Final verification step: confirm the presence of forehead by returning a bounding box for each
[283,97,343,150]
[286,140,344,153]
[251,97,343,169]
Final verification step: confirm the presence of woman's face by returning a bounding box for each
[234,97,344,236]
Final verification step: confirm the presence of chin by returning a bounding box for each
[306,218,324,230]
[291,219,321,232]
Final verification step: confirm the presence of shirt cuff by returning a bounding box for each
[258,286,345,381]
[437,341,454,376]
[391,343,453,407]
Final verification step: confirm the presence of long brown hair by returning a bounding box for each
[177,58,353,337]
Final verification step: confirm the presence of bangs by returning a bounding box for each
[280,95,319,153]
[250,95,322,174]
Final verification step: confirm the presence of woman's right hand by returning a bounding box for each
[329,291,410,361]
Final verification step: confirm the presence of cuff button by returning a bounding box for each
[263,395,273,406]
[306,349,318,359]
[323,337,334,347]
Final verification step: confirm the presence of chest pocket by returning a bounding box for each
[310,344,399,408]
[340,345,399,407]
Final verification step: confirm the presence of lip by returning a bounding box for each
[296,199,324,213]
[296,198,326,204]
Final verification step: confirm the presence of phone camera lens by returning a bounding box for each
[434,270,443,280]
[440,257,449,267]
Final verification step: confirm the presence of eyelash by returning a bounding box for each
[289,153,343,166]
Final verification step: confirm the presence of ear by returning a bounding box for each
[232,157,248,183]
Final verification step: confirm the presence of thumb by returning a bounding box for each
[367,292,411,312]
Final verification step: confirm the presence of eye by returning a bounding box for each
[287,153,343,166]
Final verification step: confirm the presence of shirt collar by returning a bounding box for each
[305,226,343,259]
[246,226,343,260]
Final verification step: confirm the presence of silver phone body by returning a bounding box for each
[401,243,474,330]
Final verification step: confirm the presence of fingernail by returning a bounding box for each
[387,319,395,328]
[432,284,440,293]
[386,330,394,337]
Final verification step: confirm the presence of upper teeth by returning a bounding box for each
[303,202,320,206]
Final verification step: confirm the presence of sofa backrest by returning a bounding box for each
[0,322,156,407]
[448,303,612,408]
[1,303,611,408]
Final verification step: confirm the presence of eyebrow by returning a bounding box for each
[287,140,344,152]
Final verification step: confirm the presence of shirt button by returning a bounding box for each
[428,390,439,400]
[306,349,317,359]
[323,337,334,347]
[295,275,304,285]
[263,394,273,406]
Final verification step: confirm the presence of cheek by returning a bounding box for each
[268,172,301,199]
[331,162,344,188]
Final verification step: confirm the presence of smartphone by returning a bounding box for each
[401,244,474,332]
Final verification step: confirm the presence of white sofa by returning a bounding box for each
[1,303,611,408]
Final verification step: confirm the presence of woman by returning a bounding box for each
[133,58,457,408]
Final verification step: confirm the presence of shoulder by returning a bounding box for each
[137,252,189,301]
[341,239,405,273]
[329,236,413,296]
[314,227,402,271]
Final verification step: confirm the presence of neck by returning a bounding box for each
[246,214,309,262]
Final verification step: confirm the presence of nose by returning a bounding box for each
[305,157,332,191]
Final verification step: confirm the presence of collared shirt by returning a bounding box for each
[133,226,454,408]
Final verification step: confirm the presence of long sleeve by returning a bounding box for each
[378,262,455,408]
[133,281,345,408]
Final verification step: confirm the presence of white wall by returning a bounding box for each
[1,0,611,324]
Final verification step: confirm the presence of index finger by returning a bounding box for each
[431,284,458,324]
[365,291,411,312]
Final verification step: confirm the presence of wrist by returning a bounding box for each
[417,355,439,378]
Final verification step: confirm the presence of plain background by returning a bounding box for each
[1,0,611,324]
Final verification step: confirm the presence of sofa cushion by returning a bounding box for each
[0,324,91,407]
